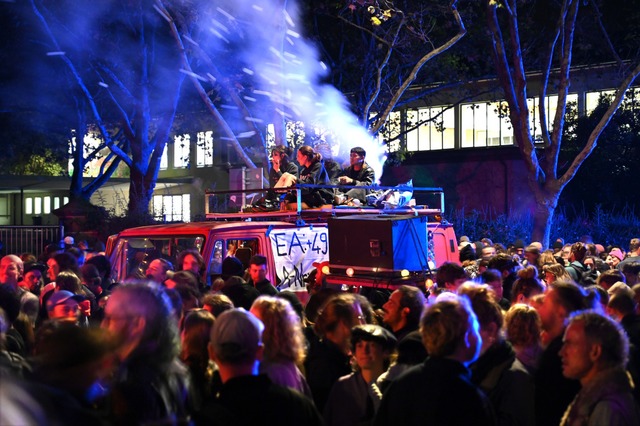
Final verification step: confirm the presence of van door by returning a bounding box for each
[429,223,460,267]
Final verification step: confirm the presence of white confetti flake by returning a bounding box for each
[216,7,235,21]
[237,131,257,138]
[179,69,208,82]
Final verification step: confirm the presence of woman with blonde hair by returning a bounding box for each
[250,295,312,398]
[538,250,557,268]
[542,263,571,285]
[504,304,542,373]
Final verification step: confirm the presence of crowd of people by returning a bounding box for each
[2,233,640,425]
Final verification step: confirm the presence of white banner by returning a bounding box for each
[269,225,329,290]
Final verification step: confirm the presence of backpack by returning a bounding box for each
[578,268,599,287]
[567,262,597,287]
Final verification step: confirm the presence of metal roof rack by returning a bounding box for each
[205,183,445,223]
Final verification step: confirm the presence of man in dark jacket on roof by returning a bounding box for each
[336,147,375,205]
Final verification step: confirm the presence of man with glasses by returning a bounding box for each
[101,281,191,425]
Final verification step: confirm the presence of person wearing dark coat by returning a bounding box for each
[247,255,277,296]
[336,147,375,204]
[284,145,333,209]
[323,325,397,426]
[462,283,535,426]
[374,296,495,426]
[535,281,590,426]
[196,309,322,426]
[220,257,260,310]
[305,294,364,412]
[267,145,298,205]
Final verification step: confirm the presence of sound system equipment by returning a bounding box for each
[328,215,428,271]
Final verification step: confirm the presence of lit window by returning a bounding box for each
[152,194,191,222]
[586,90,614,115]
[196,131,214,167]
[44,196,51,214]
[34,197,42,215]
[174,134,191,168]
[461,101,513,148]
[406,107,455,151]
[527,94,578,143]
[25,198,33,215]
[63,197,69,205]
[54,197,60,209]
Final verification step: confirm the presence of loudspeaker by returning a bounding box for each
[328,215,428,271]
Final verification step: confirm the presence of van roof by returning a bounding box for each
[114,220,303,237]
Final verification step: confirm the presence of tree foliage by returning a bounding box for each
[309,0,467,134]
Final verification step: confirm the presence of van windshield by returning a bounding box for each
[111,235,205,282]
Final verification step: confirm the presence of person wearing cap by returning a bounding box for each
[606,248,625,269]
[28,322,117,424]
[323,324,396,426]
[46,290,83,323]
[512,239,526,257]
[197,309,322,426]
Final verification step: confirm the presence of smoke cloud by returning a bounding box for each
[196,0,386,181]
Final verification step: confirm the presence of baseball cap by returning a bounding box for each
[210,308,264,362]
[351,324,397,351]
[23,262,47,275]
[46,290,84,312]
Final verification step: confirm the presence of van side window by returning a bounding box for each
[209,240,224,275]
[212,239,260,273]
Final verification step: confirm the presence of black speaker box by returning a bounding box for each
[328,215,427,271]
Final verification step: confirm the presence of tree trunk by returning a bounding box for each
[128,168,155,220]
[530,189,560,248]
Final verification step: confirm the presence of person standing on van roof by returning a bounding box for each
[247,255,277,296]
